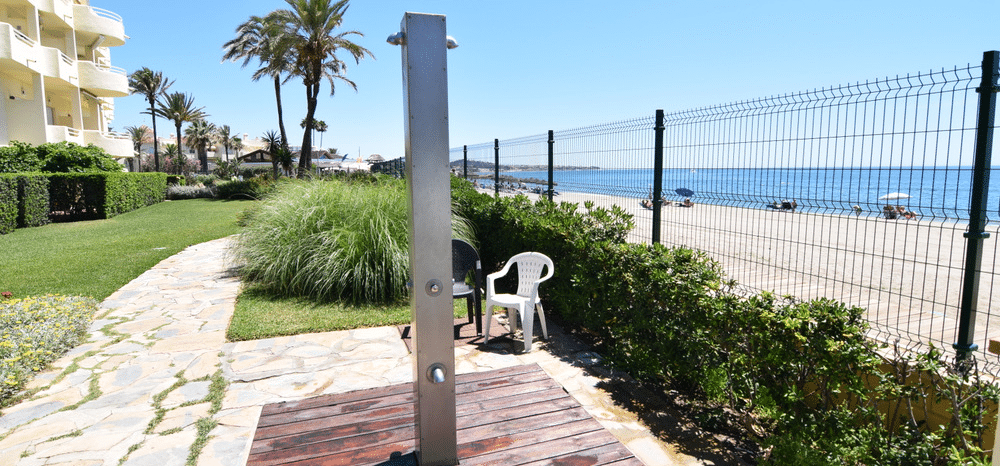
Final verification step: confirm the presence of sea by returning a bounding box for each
[491,167,1000,224]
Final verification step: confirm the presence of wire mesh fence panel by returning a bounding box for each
[652,65,993,372]
[548,117,657,244]
[452,56,1000,374]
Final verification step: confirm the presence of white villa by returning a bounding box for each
[0,0,130,160]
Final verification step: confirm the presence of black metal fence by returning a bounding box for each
[451,51,1000,375]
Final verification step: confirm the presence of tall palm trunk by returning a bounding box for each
[175,123,183,174]
[274,76,289,150]
[297,79,320,175]
[149,100,160,172]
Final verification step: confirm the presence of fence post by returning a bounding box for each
[462,145,468,179]
[494,138,500,196]
[547,130,554,202]
[955,50,999,365]
[651,109,665,245]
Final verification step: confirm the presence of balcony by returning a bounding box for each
[33,0,74,24]
[46,125,84,145]
[38,46,77,85]
[71,4,124,47]
[0,23,37,70]
[78,60,127,97]
[83,130,131,159]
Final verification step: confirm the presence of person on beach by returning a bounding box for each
[853,205,862,216]
[682,198,694,207]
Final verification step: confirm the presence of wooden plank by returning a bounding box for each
[517,443,641,466]
[248,424,415,465]
[247,363,644,465]
[460,424,615,465]
[261,382,413,417]
[258,391,414,429]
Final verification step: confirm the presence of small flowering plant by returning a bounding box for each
[1,292,11,301]
[0,295,96,403]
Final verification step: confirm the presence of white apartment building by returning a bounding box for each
[0,0,130,160]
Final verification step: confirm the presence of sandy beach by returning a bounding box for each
[485,187,1000,368]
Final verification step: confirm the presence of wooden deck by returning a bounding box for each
[248,363,643,465]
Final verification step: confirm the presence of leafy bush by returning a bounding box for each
[233,176,473,303]
[35,142,122,173]
[167,184,216,200]
[161,154,200,176]
[213,160,241,179]
[190,174,219,186]
[215,177,276,200]
[454,178,997,465]
[0,141,42,173]
[0,295,97,405]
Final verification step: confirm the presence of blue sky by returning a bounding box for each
[100,0,999,161]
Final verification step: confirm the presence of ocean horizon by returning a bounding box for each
[484,166,1000,224]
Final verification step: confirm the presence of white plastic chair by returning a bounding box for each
[483,252,554,352]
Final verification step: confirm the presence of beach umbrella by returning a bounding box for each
[879,192,911,201]
[675,188,695,197]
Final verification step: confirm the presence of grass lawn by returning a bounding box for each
[4,195,470,341]
[228,285,470,341]
[0,198,251,301]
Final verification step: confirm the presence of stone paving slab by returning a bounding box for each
[0,236,720,466]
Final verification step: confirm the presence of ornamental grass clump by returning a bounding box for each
[232,176,473,303]
[1,295,97,404]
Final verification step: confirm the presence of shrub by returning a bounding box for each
[232,177,473,303]
[213,159,241,179]
[167,184,216,200]
[215,177,276,200]
[190,174,219,186]
[456,181,997,465]
[0,141,42,173]
[0,295,97,405]
[36,142,122,173]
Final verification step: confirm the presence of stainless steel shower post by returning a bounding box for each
[389,12,459,465]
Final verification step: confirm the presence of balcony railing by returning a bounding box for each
[12,28,34,46]
[88,6,123,24]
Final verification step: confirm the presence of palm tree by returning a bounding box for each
[124,125,151,171]
[223,13,294,151]
[155,92,207,173]
[128,68,173,172]
[185,119,218,172]
[216,124,236,161]
[261,129,283,178]
[231,137,244,159]
[300,118,328,149]
[314,120,328,148]
[272,0,374,174]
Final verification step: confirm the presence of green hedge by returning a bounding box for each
[452,178,997,465]
[17,173,49,228]
[0,173,50,233]
[0,176,15,234]
[48,172,166,221]
[103,172,167,216]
